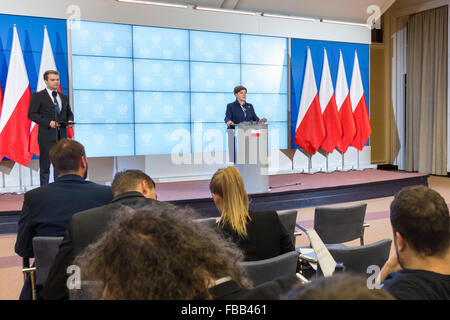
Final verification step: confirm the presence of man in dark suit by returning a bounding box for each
[43,169,162,300]
[28,70,74,186]
[224,85,267,128]
[15,139,113,299]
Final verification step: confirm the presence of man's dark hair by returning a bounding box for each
[49,139,86,176]
[234,85,247,95]
[390,185,450,257]
[111,170,155,196]
[284,273,395,300]
[74,204,251,299]
[43,70,59,81]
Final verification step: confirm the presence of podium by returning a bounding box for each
[227,122,269,194]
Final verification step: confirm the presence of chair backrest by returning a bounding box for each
[314,203,367,244]
[327,238,392,275]
[33,236,64,286]
[239,250,299,287]
[277,210,298,245]
[193,217,217,229]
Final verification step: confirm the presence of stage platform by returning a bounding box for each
[0,169,429,234]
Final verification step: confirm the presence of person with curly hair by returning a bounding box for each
[209,166,295,261]
[72,203,295,300]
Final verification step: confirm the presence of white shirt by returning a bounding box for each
[45,87,62,111]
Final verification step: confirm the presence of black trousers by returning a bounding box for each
[38,139,57,187]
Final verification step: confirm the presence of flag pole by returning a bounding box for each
[19,164,24,193]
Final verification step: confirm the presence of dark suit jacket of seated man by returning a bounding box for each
[14,139,113,299]
[43,169,164,300]
[15,139,113,258]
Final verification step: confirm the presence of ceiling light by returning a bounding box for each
[261,13,316,22]
[193,6,256,16]
[321,19,370,28]
[116,0,188,9]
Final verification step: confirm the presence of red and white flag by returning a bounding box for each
[350,51,371,151]
[0,84,3,159]
[319,48,342,153]
[0,26,33,166]
[294,47,325,155]
[335,50,356,153]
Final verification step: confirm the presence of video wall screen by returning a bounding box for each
[71,21,288,157]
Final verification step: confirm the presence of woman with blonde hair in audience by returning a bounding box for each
[209,166,295,261]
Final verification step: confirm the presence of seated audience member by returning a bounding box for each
[14,139,113,299]
[379,186,450,300]
[284,273,395,300]
[209,166,295,261]
[43,169,161,300]
[72,205,298,300]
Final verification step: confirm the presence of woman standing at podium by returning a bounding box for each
[225,86,267,128]
[210,166,294,261]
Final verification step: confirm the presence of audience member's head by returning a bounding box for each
[284,273,395,300]
[111,170,156,199]
[210,166,250,237]
[49,139,87,178]
[74,204,251,299]
[390,185,449,263]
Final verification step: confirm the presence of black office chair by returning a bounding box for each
[277,210,302,246]
[239,251,299,287]
[22,236,64,300]
[327,238,392,275]
[306,203,370,248]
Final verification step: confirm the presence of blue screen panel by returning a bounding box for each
[241,35,287,66]
[191,62,240,93]
[246,94,288,122]
[268,122,288,150]
[71,21,132,57]
[191,92,235,122]
[190,31,240,63]
[134,91,190,123]
[73,90,134,124]
[75,124,134,157]
[192,122,228,154]
[133,26,189,60]
[241,65,288,94]
[135,123,191,155]
[72,56,133,90]
[134,59,189,91]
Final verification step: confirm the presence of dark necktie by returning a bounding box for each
[52,92,60,115]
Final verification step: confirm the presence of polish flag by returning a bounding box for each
[319,48,342,153]
[335,50,356,153]
[350,51,371,151]
[294,47,325,155]
[0,26,33,166]
[0,84,3,159]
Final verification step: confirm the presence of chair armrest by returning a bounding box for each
[296,272,310,284]
[298,253,317,264]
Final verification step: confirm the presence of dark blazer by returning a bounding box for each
[218,210,295,261]
[43,192,161,300]
[224,99,259,127]
[14,174,113,259]
[28,89,74,141]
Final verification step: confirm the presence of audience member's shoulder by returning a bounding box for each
[383,270,450,300]
[250,210,278,220]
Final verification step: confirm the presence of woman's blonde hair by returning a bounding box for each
[210,166,250,237]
